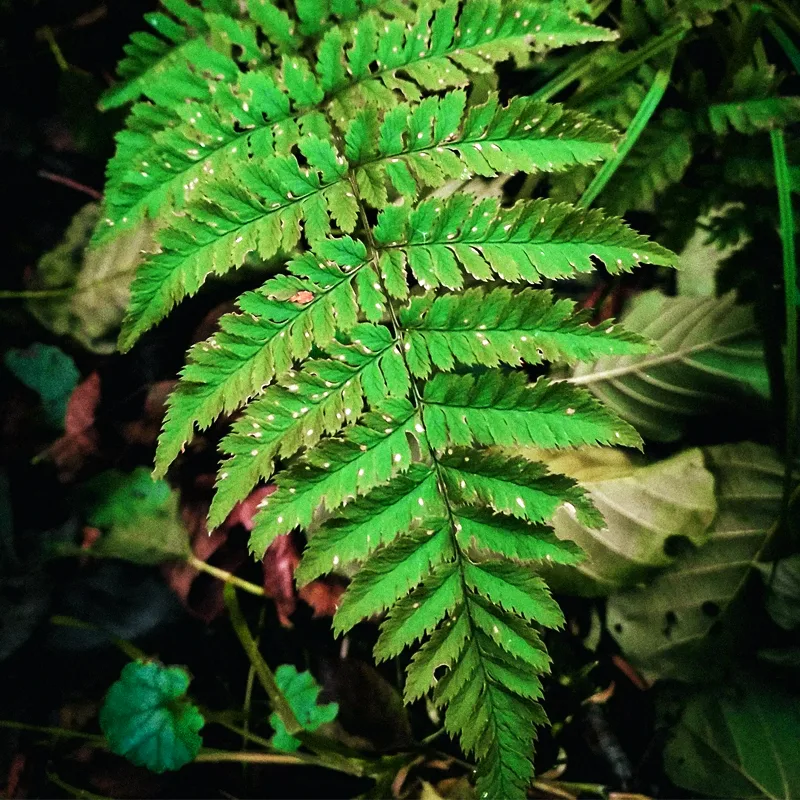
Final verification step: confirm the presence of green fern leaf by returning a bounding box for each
[207,328,408,518]
[333,522,455,633]
[455,507,583,564]
[99,0,241,110]
[361,93,618,203]
[96,1,615,243]
[118,150,355,350]
[233,398,419,538]
[290,463,445,578]
[438,448,604,528]
[321,0,616,115]
[420,370,642,450]
[151,241,393,473]
[709,96,800,135]
[399,286,651,376]
[99,1,682,792]
[375,196,675,292]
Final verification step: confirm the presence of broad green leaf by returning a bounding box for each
[536,447,716,596]
[760,555,800,631]
[100,661,204,772]
[80,468,191,565]
[568,292,770,442]
[607,443,783,682]
[665,676,800,799]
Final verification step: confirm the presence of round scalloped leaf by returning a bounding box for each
[270,665,339,752]
[100,661,204,773]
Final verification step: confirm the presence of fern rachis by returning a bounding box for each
[99,1,677,795]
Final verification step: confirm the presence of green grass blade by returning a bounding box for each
[771,129,798,530]
[578,59,675,209]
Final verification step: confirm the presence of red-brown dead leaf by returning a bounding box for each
[225,485,276,531]
[299,579,345,619]
[263,533,301,627]
[50,372,101,481]
[261,523,344,627]
[121,380,175,446]
[161,493,229,622]
[3,752,25,798]
[191,301,237,344]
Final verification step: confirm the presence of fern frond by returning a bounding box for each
[99,0,241,110]
[220,397,419,533]
[292,463,444,580]
[438,448,603,528]
[421,371,642,450]
[118,143,356,350]
[374,196,675,292]
[96,1,615,243]
[357,93,618,204]
[455,507,583,564]
[100,2,683,791]
[197,325,408,515]
[320,0,616,114]
[119,94,628,347]
[708,96,800,135]
[398,286,651,376]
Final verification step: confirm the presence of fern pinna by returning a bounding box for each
[99,0,676,795]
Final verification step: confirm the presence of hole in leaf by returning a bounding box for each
[662,610,678,639]
[701,601,720,617]
[663,535,693,558]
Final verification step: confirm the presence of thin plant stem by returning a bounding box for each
[224,584,301,735]
[771,129,798,537]
[212,719,275,752]
[195,749,332,768]
[0,720,105,744]
[589,0,614,20]
[531,51,601,102]
[578,60,675,209]
[187,553,267,598]
[573,23,687,105]
[0,268,139,301]
[242,606,266,760]
[49,615,148,661]
[46,772,111,800]
[224,586,370,778]
[765,17,800,73]
[38,170,102,200]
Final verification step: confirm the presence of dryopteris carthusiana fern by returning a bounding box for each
[97,0,677,795]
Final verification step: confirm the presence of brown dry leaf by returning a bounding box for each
[225,485,276,531]
[122,380,174,446]
[262,533,300,627]
[161,490,229,623]
[299,579,345,619]
[611,655,651,691]
[585,682,616,705]
[50,371,100,481]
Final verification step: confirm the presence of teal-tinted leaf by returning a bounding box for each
[100,661,204,773]
[4,344,80,428]
[270,665,339,752]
